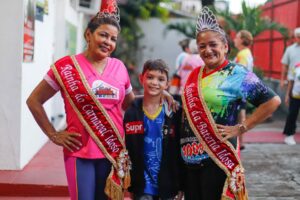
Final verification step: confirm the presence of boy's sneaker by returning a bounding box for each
[284,136,296,145]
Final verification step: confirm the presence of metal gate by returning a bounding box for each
[252,0,300,79]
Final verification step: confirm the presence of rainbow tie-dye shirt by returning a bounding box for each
[180,62,276,165]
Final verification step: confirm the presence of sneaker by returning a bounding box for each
[284,136,296,145]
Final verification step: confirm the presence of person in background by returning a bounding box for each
[124,59,183,200]
[180,7,281,200]
[178,39,204,95]
[234,30,254,71]
[280,27,300,89]
[26,3,134,199]
[281,27,300,145]
[176,38,191,71]
[169,38,191,99]
[233,30,254,150]
[283,61,300,145]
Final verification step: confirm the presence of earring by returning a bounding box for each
[86,40,90,49]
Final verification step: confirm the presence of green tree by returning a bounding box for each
[217,1,289,60]
[201,0,215,7]
[217,1,288,38]
[164,1,288,40]
[113,0,169,65]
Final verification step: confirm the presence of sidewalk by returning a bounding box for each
[244,109,300,144]
[0,109,299,198]
[242,144,300,199]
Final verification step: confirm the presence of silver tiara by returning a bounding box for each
[196,7,225,36]
[96,2,120,23]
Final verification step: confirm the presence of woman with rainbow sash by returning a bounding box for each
[180,7,281,200]
[27,2,133,200]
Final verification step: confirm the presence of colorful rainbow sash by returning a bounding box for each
[182,67,248,200]
[52,55,130,200]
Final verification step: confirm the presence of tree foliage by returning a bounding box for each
[201,0,215,7]
[217,1,289,38]
[113,0,169,65]
[164,1,288,40]
[164,21,196,38]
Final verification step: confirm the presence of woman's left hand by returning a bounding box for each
[174,191,184,200]
[216,124,242,142]
[161,90,179,112]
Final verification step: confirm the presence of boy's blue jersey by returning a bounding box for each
[143,107,165,195]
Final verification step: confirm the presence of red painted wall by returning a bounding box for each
[252,0,300,79]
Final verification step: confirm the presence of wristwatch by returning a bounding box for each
[237,123,248,134]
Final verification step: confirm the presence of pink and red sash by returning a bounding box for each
[52,55,130,200]
[182,67,248,200]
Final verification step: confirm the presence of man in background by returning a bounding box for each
[281,27,300,145]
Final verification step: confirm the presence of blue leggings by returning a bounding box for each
[64,156,111,200]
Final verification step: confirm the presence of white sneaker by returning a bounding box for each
[284,136,296,145]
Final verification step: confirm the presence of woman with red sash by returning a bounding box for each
[180,7,281,200]
[26,2,134,200]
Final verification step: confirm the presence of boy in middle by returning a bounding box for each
[124,59,183,200]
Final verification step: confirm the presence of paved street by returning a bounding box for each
[241,109,300,200]
[242,144,300,200]
[1,110,300,199]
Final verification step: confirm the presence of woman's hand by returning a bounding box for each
[174,191,184,200]
[162,90,179,112]
[50,131,82,152]
[216,124,246,142]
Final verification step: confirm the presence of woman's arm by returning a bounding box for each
[26,80,58,138]
[27,80,81,151]
[243,96,281,130]
[122,91,135,110]
[218,96,281,141]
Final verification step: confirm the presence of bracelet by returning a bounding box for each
[237,123,248,135]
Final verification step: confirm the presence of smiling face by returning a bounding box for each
[140,70,168,97]
[196,31,228,69]
[85,24,119,60]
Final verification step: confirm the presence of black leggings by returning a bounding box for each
[184,159,227,200]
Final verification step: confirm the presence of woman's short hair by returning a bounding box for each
[239,30,253,47]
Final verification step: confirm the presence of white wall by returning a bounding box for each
[0,0,24,169]
[20,0,85,169]
[137,18,193,75]
[20,0,57,169]
[0,0,85,170]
